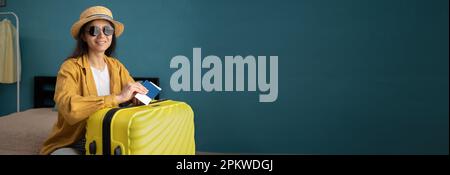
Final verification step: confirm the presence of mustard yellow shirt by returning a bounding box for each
[40,54,134,155]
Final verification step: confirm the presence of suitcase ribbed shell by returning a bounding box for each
[85,100,195,155]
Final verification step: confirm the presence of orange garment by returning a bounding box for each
[40,54,134,155]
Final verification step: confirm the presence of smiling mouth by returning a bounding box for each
[96,41,107,45]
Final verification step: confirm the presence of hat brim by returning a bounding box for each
[71,16,124,39]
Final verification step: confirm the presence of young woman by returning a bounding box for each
[40,6,148,155]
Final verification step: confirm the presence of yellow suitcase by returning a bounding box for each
[85,100,195,155]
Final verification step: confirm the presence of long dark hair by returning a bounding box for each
[67,20,116,59]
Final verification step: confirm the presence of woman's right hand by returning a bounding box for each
[115,82,148,104]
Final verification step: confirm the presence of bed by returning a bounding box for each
[0,76,159,155]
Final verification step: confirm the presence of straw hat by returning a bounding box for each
[70,6,124,39]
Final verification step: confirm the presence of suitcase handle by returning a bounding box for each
[119,99,168,108]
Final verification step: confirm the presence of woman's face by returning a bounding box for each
[82,20,114,54]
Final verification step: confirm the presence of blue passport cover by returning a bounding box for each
[142,80,161,99]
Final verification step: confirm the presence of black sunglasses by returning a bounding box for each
[86,25,115,36]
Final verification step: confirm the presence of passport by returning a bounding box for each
[134,80,161,105]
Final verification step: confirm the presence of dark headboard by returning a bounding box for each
[34,76,56,108]
[34,76,160,108]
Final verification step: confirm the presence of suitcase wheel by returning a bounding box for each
[114,146,122,155]
[89,141,97,155]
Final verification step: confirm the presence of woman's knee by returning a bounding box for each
[50,148,80,155]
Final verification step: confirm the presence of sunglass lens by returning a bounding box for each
[88,26,100,36]
[104,26,114,36]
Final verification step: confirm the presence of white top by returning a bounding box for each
[90,65,110,96]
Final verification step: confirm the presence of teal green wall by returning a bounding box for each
[0,0,448,154]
